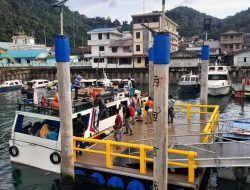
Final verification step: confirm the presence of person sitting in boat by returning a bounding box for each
[39,124,50,138]
[41,94,49,108]
[168,95,175,123]
[25,83,34,105]
[51,93,59,109]
[48,126,58,141]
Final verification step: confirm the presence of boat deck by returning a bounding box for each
[75,116,206,188]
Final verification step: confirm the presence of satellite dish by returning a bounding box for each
[52,0,68,7]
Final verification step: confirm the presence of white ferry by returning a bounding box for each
[0,80,23,93]
[29,79,51,88]
[208,65,231,96]
[9,89,133,173]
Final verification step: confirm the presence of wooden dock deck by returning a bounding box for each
[75,116,205,188]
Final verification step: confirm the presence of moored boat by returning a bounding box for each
[208,65,231,96]
[178,72,200,93]
[0,80,23,93]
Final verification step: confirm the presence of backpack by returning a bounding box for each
[128,106,136,117]
[131,80,136,88]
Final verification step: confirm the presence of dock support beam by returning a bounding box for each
[55,36,75,182]
[200,45,210,131]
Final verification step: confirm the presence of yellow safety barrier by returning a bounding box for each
[73,137,197,183]
[174,103,220,143]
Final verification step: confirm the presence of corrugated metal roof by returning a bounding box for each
[87,27,122,34]
[0,42,12,50]
[0,49,48,59]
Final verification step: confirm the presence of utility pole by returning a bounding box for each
[153,0,169,189]
[52,0,75,183]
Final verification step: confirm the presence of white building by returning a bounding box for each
[234,50,250,67]
[132,11,179,68]
[87,28,133,68]
[10,32,46,50]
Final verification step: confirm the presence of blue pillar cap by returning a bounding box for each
[54,35,70,63]
[201,45,210,61]
[148,47,154,62]
[153,32,170,64]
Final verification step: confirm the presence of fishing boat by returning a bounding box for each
[232,78,250,99]
[178,72,200,93]
[208,65,231,96]
[222,120,250,141]
[0,80,23,93]
[9,88,139,173]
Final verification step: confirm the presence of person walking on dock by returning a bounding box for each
[73,113,85,156]
[168,95,175,123]
[145,97,154,124]
[113,109,122,142]
[123,105,133,135]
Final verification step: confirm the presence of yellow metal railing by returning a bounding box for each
[73,137,197,183]
[174,103,220,143]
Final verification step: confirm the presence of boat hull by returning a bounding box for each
[178,84,200,93]
[208,86,230,96]
[0,85,22,93]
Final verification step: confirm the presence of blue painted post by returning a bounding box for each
[153,32,170,190]
[200,45,210,129]
[55,36,75,181]
[148,47,154,97]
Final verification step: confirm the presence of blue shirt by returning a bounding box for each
[49,131,58,141]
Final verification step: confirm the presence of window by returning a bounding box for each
[191,77,196,82]
[94,58,104,63]
[136,32,140,39]
[236,44,239,49]
[38,82,43,84]
[107,33,110,39]
[98,33,102,40]
[15,82,19,85]
[27,60,30,63]
[230,44,233,49]
[180,77,184,81]
[88,35,91,40]
[152,17,159,22]
[112,47,117,53]
[230,35,233,39]
[136,45,140,51]
[99,46,105,51]
[14,114,60,141]
[185,76,190,81]
[137,57,141,64]
[44,81,49,84]
[208,75,227,80]
[244,57,247,62]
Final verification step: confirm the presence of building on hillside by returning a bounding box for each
[233,50,250,67]
[132,11,179,68]
[10,32,46,50]
[220,30,244,53]
[244,33,250,50]
[87,28,133,68]
[170,50,201,68]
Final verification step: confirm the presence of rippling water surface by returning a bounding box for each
[0,86,250,189]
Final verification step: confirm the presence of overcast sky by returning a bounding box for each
[67,0,249,21]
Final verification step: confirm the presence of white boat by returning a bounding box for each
[29,79,51,88]
[0,80,23,93]
[80,79,97,87]
[178,72,200,93]
[208,65,231,96]
[9,90,131,173]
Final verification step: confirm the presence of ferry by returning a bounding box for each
[208,65,231,96]
[178,72,200,93]
[9,88,135,173]
[0,80,23,93]
[28,79,51,88]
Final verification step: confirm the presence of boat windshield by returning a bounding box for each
[185,76,190,81]
[180,77,184,81]
[208,74,227,80]
[190,77,196,82]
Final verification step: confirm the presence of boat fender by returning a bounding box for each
[90,173,106,185]
[50,152,61,164]
[9,146,19,157]
[107,176,125,189]
[127,180,145,190]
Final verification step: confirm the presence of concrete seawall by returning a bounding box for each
[1,67,249,85]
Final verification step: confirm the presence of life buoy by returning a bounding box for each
[9,146,19,157]
[50,152,61,164]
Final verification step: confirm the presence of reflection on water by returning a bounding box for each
[0,86,250,189]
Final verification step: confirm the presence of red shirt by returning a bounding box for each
[115,114,123,129]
